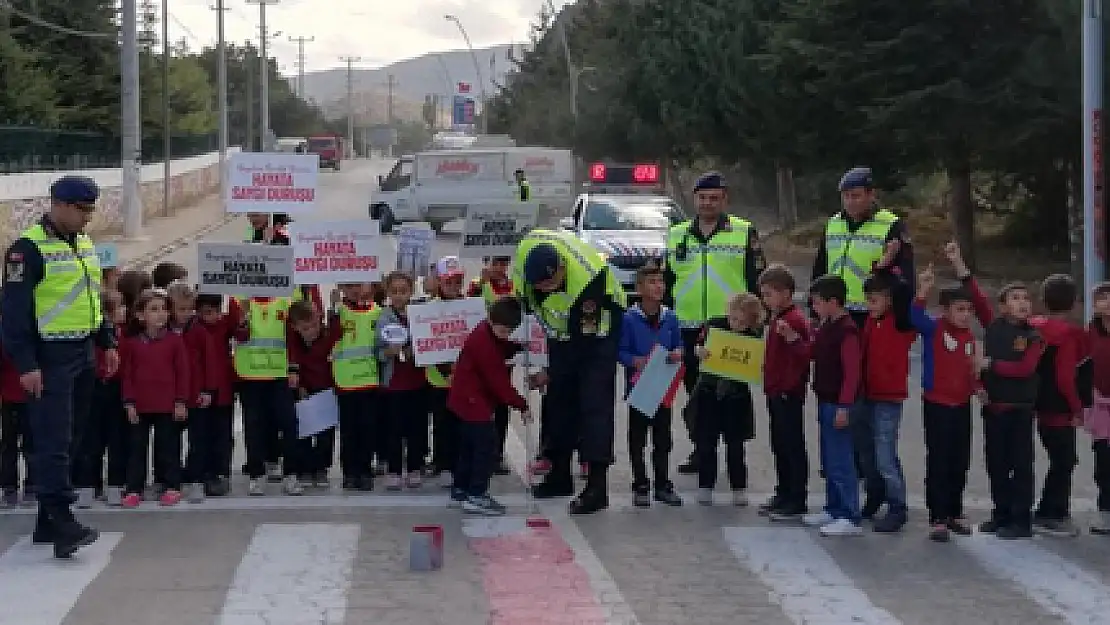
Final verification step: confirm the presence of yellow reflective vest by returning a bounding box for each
[824,209,898,309]
[233,297,290,379]
[331,303,382,390]
[512,229,625,340]
[665,216,751,329]
[22,224,102,340]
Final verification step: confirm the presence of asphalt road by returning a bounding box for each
[0,158,1107,625]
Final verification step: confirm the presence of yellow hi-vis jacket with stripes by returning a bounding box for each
[23,224,102,339]
[512,229,625,340]
[233,297,290,379]
[331,303,382,390]
[823,209,898,309]
[665,216,751,329]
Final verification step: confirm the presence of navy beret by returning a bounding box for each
[838,167,873,191]
[50,175,99,204]
[523,243,561,284]
[693,171,727,192]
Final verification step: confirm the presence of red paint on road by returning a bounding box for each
[469,525,607,624]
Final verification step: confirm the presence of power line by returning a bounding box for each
[167,12,201,46]
[0,0,114,38]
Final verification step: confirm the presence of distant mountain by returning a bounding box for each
[302,45,523,124]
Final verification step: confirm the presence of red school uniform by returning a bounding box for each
[763,305,812,398]
[861,311,918,402]
[447,320,528,422]
[287,322,341,393]
[175,318,221,408]
[1090,318,1110,397]
[119,330,191,414]
[1031,315,1089,427]
[198,314,237,407]
[385,308,427,392]
[0,343,26,404]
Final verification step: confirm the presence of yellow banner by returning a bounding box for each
[701,328,765,384]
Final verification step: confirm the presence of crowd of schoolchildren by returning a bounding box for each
[3,234,1110,536]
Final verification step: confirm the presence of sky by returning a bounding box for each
[165,0,571,74]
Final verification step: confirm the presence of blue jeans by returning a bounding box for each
[868,401,907,512]
[818,403,860,522]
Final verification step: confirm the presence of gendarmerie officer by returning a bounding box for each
[1,175,117,558]
[514,228,626,514]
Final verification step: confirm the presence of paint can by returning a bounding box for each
[410,525,444,571]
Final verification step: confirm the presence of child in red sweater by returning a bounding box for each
[288,300,339,490]
[857,272,917,532]
[1088,282,1110,534]
[911,243,993,541]
[446,297,530,515]
[0,331,31,507]
[119,289,190,507]
[74,291,129,507]
[167,283,222,503]
[1030,274,1088,537]
[757,264,812,520]
[195,293,236,495]
[376,271,430,490]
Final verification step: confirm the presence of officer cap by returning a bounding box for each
[523,243,561,284]
[693,171,727,192]
[837,167,873,191]
[50,175,99,204]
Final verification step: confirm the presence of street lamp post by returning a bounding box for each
[247,0,279,150]
[444,14,487,134]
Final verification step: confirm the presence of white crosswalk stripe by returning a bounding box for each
[2,518,1110,623]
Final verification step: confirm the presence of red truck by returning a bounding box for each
[306,134,344,170]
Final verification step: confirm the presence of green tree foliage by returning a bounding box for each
[488,0,1096,265]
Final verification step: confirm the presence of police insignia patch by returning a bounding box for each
[5,262,23,282]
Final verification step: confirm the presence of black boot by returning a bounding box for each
[31,507,54,544]
[568,464,609,515]
[49,505,98,559]
[532,454,574,499]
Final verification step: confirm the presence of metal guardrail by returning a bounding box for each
[0,126,218,173]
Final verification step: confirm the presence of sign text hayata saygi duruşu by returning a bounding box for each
[231,171,315,202]
[295,239,378,272]
[414,318,468,353]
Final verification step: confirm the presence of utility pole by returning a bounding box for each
[1084,0,1105,321]
[289,35,314,98]
[386,74,396,125]
[247,0,278,151]
[246,56,255,151]
[121,0,143,238]
[339,56,362,160]
[211,0,229,197]
[161,0,171,216]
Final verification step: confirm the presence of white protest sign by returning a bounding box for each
[289,219,383,284]
[396,223,434,276]
[510,314,548,367]
[408,297,487,366]
[381,323,410,345]
[226,151,319,214]
[296,389,339,438]
[459,201,538,258]
[197,243,295,297]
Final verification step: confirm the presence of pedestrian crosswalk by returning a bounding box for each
[3,510,1110,624]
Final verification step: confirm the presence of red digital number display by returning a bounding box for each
[632,164,659,183]
[589,163,607,182]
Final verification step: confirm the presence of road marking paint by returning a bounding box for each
[502,418,641,624]
[217,523,360,625]
[724,527,903,625]
[0,532,123,625]
[463,516,629,625]
[957,534,1110,624]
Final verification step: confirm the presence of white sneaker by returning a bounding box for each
[803,511,835,527]
[282,476,304,496]
[819,518,864,537]
[75,487,95,509]
[385,474,403,491]
[697,488,713,506]
[1094,511,1110,535]
[248,478,266,496]
[439,471,453,489]
[104,486,123,507]
[731,489,749,507]
[187,482,206,503]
